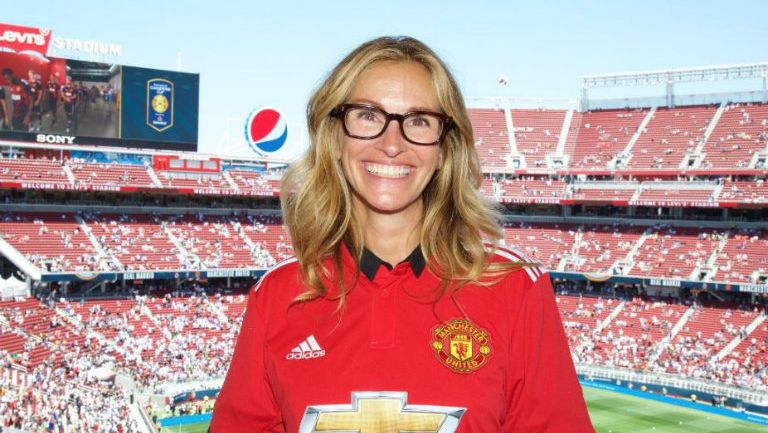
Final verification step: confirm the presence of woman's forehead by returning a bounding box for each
[348,61,440,112]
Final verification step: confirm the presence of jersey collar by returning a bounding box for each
[360,245,426,281]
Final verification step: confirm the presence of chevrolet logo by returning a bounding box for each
[299,392,466,433]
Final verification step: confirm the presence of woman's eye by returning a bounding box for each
[407,115,432,128]
[356,109,381,122]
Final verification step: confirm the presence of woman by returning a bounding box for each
[210,36,593,433]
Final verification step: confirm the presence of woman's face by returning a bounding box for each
[339,61,443,219]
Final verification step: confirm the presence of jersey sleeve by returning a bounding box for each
[503,271,594,433]
[209,281,285,432]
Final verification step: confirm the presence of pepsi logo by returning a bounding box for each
[245,107,288,156]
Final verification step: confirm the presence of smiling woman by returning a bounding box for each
[210,36,594,433]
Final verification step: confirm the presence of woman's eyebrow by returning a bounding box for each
[348,98,383,108]
[348,98,439,112]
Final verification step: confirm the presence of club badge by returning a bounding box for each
[431,318,491,374]
[146,78,174,132]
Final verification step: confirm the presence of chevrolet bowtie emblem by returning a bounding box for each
[299,392,466,433]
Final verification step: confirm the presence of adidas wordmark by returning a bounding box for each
[286,335,326,360]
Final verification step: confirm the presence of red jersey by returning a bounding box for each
[210,245,594,433]
[47,81,59,97]
[61,84,76,102]
[8,80,30,118]
[28,80,42,106]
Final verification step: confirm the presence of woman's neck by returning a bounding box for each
[354,201,422,266]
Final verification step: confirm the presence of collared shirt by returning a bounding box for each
[360,245,426,281]
[211,244,594,433]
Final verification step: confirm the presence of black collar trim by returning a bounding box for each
[360,245,426,281]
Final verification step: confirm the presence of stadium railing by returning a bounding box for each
[576,364,767,406]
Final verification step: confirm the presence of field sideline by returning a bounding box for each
[159,386,768,433]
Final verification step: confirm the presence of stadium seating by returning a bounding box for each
[511,108,566,168]
[711,229,768,284]
[68,161,156,188]
[633,184,717,204]
[227,169,280,195]
[627,106,718,169]
[655,303,760,381]
[631,227,723,280]
[719,179,768,203]
[569,224,646,274]
[567,109,648,169]
[502,222,577,269]
[701,103,768,169]
[0,158,68,184]
[0,212,103,272]
[468,108,513,169]
[0,157,283,197]
[3,213,768,293]
[82,213,183,270]
[496,177,566,203]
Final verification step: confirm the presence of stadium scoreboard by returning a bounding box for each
[0,22,199,152]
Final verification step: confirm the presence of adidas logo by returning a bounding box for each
[286,335,326,360]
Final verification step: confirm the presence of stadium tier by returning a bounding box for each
[468,102,768,173]
[1,214,765,286]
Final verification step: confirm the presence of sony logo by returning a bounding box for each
[36,134,76,144]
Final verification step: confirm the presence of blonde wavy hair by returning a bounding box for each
[281,36,526,305]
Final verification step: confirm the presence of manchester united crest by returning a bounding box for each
[431,319,491,374]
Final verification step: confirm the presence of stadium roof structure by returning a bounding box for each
[581,62,768,110]
[582,62,768,88]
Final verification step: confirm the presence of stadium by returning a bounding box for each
[1,12,768,433]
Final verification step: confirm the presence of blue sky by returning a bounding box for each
[6,1,768,159]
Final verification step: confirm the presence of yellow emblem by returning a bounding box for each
[450,334,473,361]
[431,318,491,374]
[152,94,169,113]
[300,392,465,433]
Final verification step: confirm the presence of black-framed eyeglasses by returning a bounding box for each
[330,103,453,145]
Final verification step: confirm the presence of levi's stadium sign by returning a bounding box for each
[0,23,51,56]
[0,22,122,58]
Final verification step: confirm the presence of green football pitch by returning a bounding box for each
[584,386,767,433]
[160,421,209,433]
[159,386,768,433]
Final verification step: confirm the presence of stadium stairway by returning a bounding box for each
[228,219,261,263]
[141,301,174,341]
[686,102,727,169]
[503,107,519,155]
[555,109,574,157]
[561,231,584,271]
[646,304,695,365]
[204,297,233,327]
[0,235,40,282]
[614,107,657,169]
[714,313,767,361]
[62,164,77,185]
[617,228,653,275]
[596,300,625,334]
[159,217,200,268]
[222,170,240,190]
[146,166,164,188]
[711,181,726,203]
[76,214,123,270]
[696,229,731,282]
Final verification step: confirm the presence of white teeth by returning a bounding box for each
[365,163,410,178]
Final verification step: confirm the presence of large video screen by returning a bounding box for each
[0,51,198,151]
